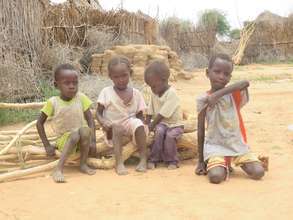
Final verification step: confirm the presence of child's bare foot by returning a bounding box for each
[258,155,269,171]
[52,169,66,183]
[167,163,179,170]
[136,160,147,172]
[147,162,156,170]
[80,164,96,175]
[116,163,128,175]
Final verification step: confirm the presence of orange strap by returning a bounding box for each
[232,90,247,143]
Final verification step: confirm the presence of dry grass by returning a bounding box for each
[238,11,293,64]
[0,0,45,101]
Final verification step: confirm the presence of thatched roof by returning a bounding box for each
[236,11,293,64]
[255,11,284,24]
[68,0,104,11]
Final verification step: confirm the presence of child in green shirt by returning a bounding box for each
[37,64,96,183]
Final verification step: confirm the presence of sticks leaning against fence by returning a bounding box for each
[232,22,256,65]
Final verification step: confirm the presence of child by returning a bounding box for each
[144,60,184,170]
[37,64,96,183]
[96,55,147,175]
[195,53,265,184]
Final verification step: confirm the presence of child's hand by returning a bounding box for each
[45,144,56,157]
[195,161,207,175]
[148,122,155,132]
[207,94,218,108]
[102,120,112,131]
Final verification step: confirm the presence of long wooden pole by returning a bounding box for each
[0,120,37,155]
[0,160,59,183]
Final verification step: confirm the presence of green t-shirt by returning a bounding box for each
[41,92,92,117]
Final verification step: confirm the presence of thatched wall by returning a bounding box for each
[240,11,293,64]
[0,0,46,101]
[160,18,217,56]
[43,3,158,47]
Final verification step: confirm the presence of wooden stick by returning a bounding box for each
[0,160,59,182]
[0,161,20,166]
[0,120,37,155]
[8,145,47,155]
[0,130,37,135]
[0,135,13,141]
[87,142,137,169]
[0,102,45,109]
[0,154,18,161]
[42,24,92,29]
[177,132,197,149]
[183,120,196,133]
[0,160,54,174]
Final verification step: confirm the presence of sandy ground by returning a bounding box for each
[1,64,293,220]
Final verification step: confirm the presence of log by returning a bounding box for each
[0,154,18,161]
[183,120,196,133]
[0,161,54,174]
[0,135,12,141]
[0,130,37,135]
[177,132,197,150]
[0,120,37,155]
[8,145,47,155]
[0,161,20,166]
[95,136,130,154]
[7,146,80,161]
[0,160,59,182]
[87,142,137,169]
[178,148,197,160]
[0,102,45,109]
[86,157,115,169]
[88,132,197,169]
[0,159,55,167]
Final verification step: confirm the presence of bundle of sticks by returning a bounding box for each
[0,105,198,182]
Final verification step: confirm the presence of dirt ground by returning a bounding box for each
[1,64,293,220]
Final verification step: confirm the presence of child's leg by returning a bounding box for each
[79,127,96,175]
[52,131,80,183]
[208,167,227,184]
[235,153,265,180]
[241,161,264,180]
[206,156,227,184]
[134,125,147,172]
[148,123,168,167]
[163,126,184,169]
[112,124,128,175]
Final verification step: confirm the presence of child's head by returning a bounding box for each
[144,60,170,96]
[206,53,233,91]
[108,55,132,90]
[54,63,78,100]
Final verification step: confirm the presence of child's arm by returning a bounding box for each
[195,107,207,175]
[36,112,55,157]
[148,114,164,132]
[208,80,249,107]
[84,109,96,157]
[145,114,152,125]
[136,111,144,122]
[96,103,112,131]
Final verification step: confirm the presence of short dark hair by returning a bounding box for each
[208,53,233,69]
[107,55,133,75]
[54,63,77,81]
[144,60,170,81]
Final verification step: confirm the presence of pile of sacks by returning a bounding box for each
[91,44,193,81]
